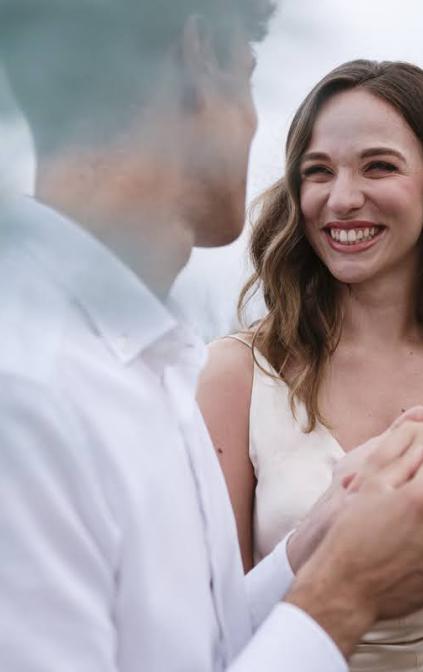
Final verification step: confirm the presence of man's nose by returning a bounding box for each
[327,172,365,216]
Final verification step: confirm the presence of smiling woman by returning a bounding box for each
[239,60,423,433]
[197,60,423,671]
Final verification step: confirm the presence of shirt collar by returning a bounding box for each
[0,195,179,363]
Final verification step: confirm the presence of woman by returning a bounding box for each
[198,59,423,670]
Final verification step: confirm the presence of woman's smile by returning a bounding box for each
[322,221,386,253]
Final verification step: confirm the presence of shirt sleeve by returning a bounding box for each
[229,602,348,672]
[0,375,119,671]
[245,532,295,630]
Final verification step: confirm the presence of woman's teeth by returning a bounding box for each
[329,227,378,244]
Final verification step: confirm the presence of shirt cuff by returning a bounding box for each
[231,602,348,672]
[245,531,296,630]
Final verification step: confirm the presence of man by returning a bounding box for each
[1,2,423,670]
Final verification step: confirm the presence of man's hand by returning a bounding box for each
[287,407,423,573]
[286,478,347,574]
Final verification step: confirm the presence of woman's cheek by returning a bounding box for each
[303,221,321,254]
[300,185,320,223]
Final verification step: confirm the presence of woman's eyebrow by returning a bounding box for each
[301,147,407,163]
[301,151,330,163]
[360,147,406,161]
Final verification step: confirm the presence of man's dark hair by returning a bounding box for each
[0,0,275,155]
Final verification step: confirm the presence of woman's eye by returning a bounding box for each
[301,165,332,178]
[366,161,397,174]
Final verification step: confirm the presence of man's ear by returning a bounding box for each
[177,14,222,112]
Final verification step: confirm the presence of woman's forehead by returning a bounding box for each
[304,89,419,160]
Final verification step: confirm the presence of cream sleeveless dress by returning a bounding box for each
[230,335,423,671]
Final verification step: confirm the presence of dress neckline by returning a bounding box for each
[249,340,348,456]
[226,333,348,455]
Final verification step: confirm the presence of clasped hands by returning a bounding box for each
[284,406,423,658]
[288,405,423,582]
[288,406,423,573]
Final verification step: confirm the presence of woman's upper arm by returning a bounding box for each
[197,337,255,571]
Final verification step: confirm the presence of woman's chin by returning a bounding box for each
[327,264,374,286]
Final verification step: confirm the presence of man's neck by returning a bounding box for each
[36,146,195,299]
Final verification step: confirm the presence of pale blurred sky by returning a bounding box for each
[2,0,423,340]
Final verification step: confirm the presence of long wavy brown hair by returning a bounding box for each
[240,59,423,431]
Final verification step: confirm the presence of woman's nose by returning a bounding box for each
[327,173,365,216]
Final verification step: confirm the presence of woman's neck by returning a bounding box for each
[339,261,422,349]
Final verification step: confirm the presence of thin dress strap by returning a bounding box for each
[224,333,252,349]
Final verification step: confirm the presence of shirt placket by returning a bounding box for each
[162,360,228,670]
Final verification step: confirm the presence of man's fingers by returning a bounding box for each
[376,442,423,489]
[407,451,423,490]
[341,413,423,494]
[389,406,423,431]
[365,422,415,466]
[346,423,418,492]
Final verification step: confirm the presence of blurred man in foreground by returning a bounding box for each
[2,2,423,671]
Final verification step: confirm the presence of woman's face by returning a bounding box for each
[300,88,423,285]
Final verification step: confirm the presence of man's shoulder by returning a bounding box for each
[0,241,75,384]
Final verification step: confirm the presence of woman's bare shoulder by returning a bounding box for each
[204,334,255,387]
[197,334,255,422]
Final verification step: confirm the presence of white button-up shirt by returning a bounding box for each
[0,196,347,672]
